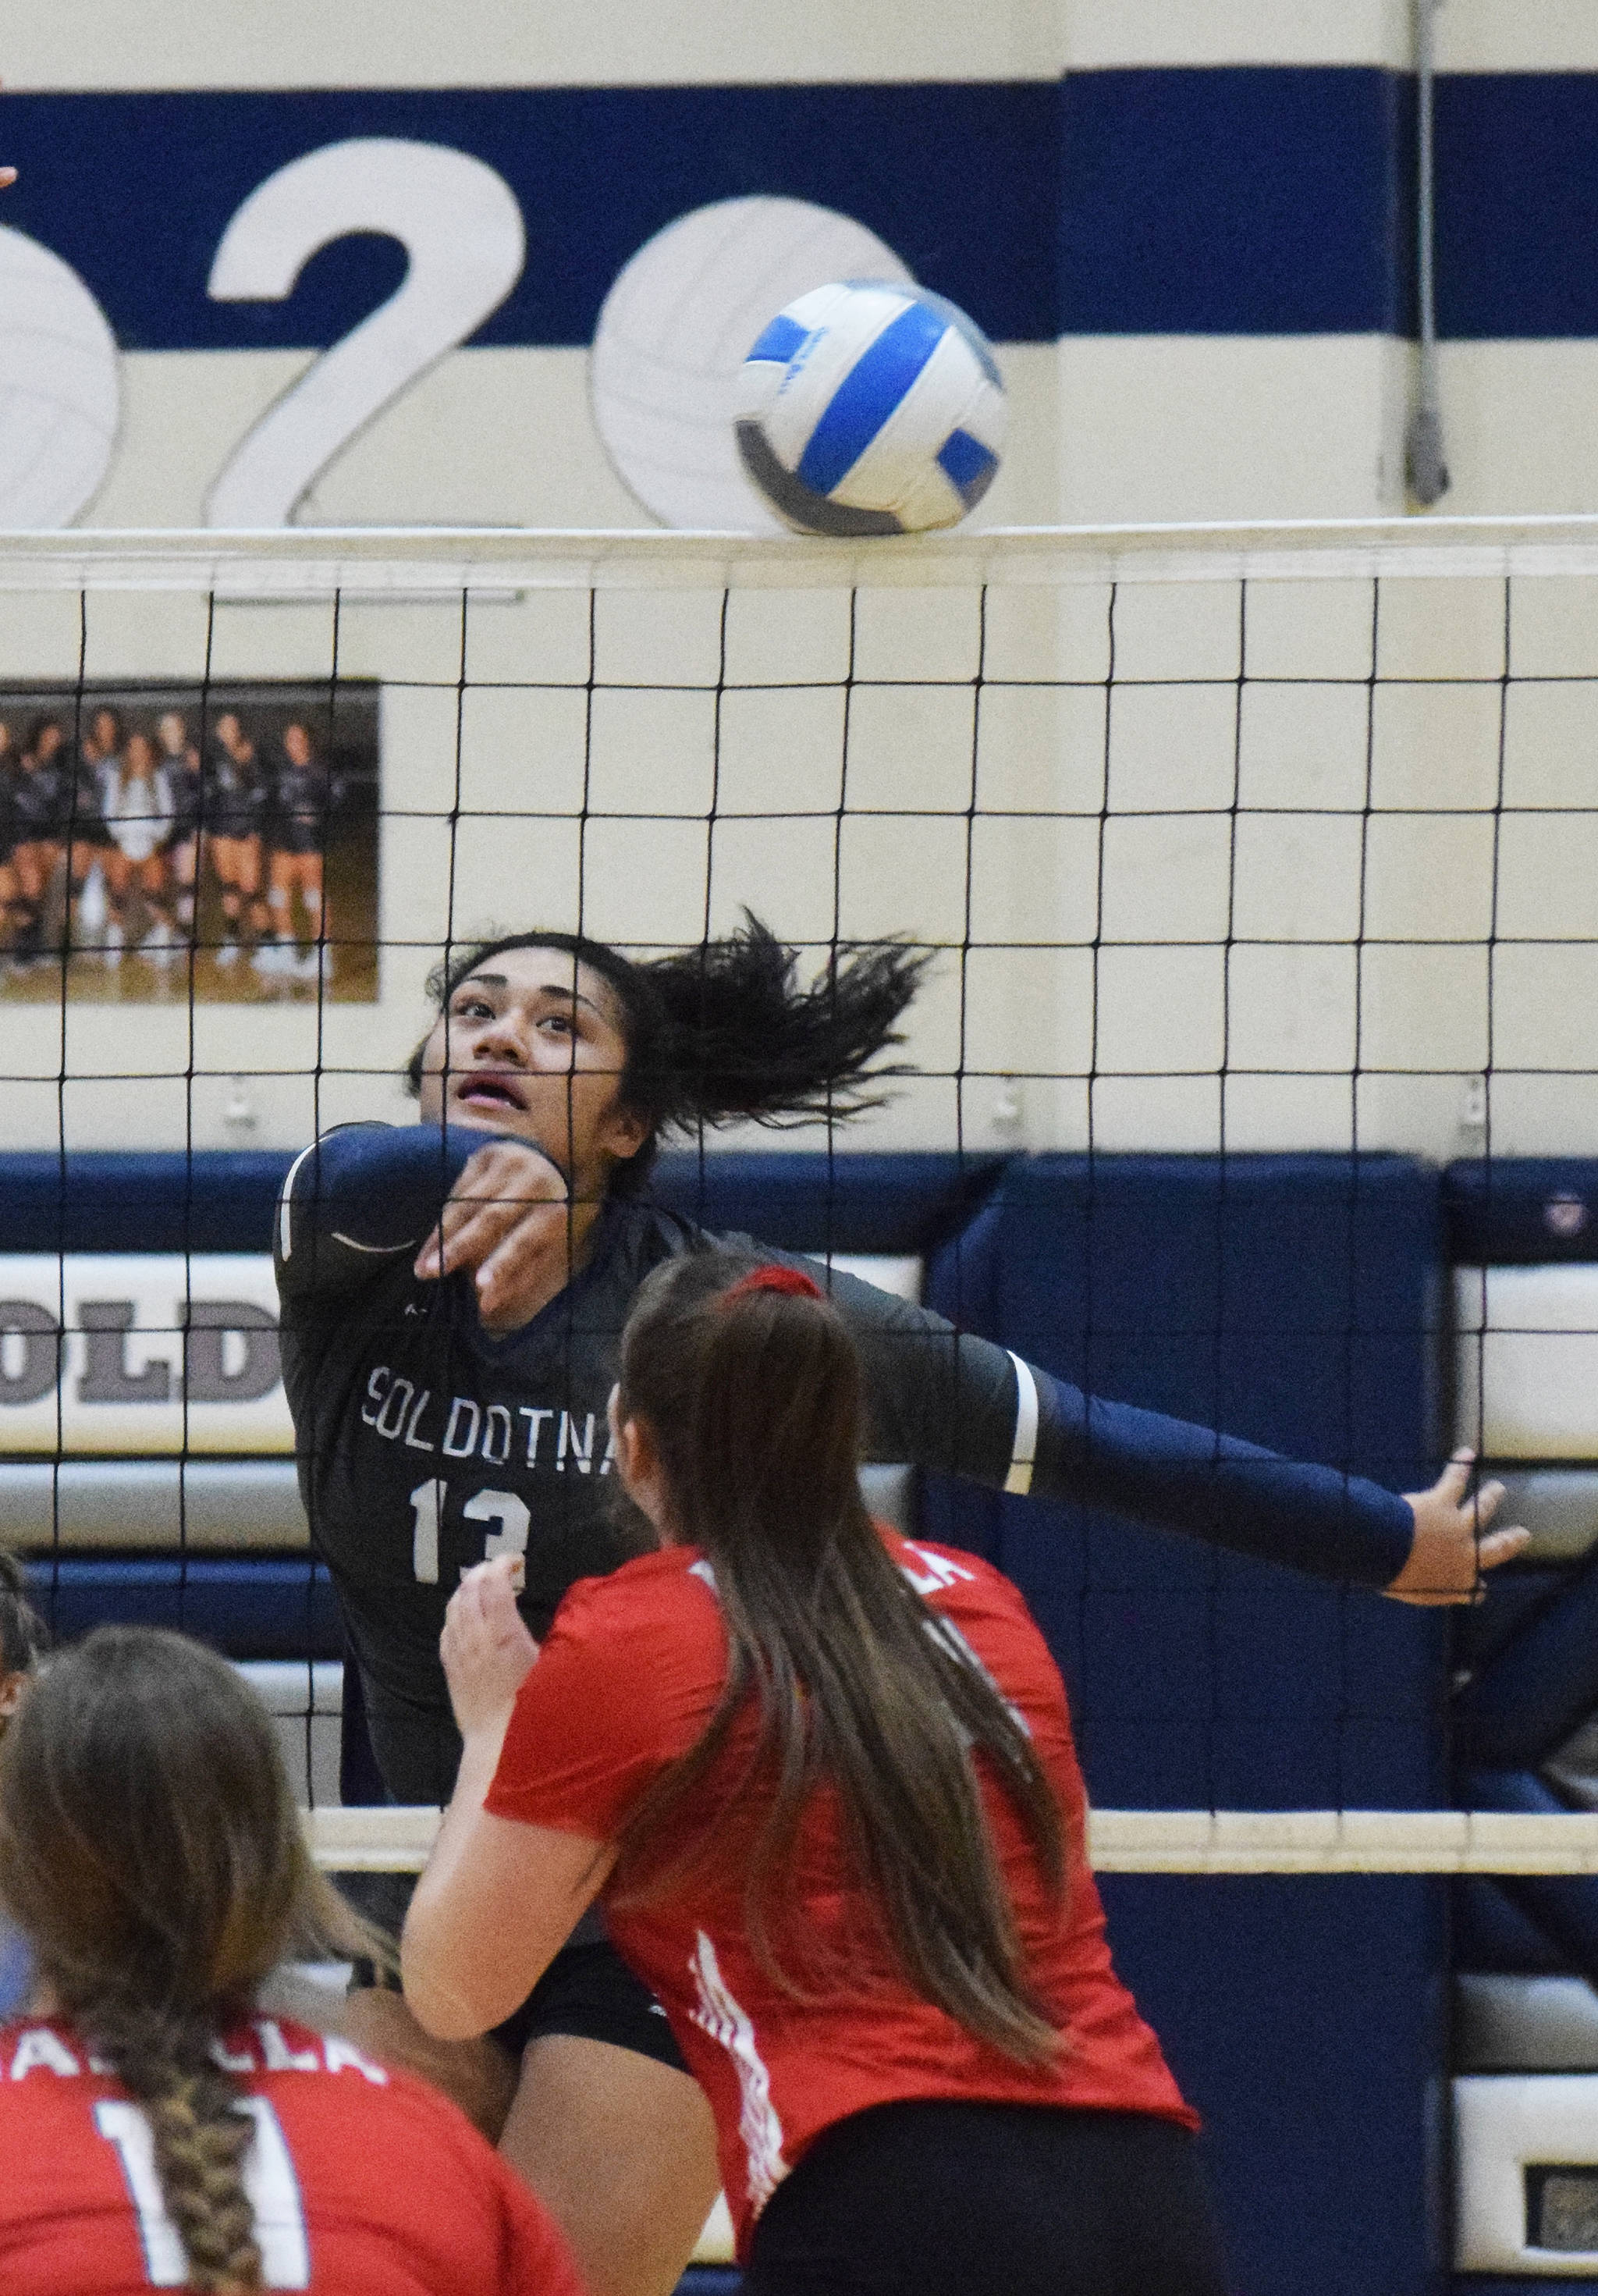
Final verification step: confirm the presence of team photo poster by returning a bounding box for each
[0,681,378,1004]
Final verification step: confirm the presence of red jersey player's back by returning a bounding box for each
[404,1253,1234,2296]
[0,1626,580,2296]
[0,2012,581,2296]
[486,1534,1196,2239]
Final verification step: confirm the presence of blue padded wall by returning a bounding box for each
[23,1559,339,1658]
[0,1147,1010,1260]
[922,1153,1448,2296]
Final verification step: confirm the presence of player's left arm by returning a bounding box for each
[811,1262,1527,1606]
[403,1559,613,2041]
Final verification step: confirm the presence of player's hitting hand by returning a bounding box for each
[0,169,15,190]
[1386,1449,1530,1605]
[414,1136,575,1335]
[440,1555,539,1740]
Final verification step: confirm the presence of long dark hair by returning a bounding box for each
[0,1629,385,2293]
[611,1250,1067,2067]
[405,913,931,1194]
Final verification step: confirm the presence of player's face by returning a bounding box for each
[415,947,649,1192]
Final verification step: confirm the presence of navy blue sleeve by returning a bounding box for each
[808,1260,1413,1590]
[273,1121,515,1299]
[1029,1371,1414,1588]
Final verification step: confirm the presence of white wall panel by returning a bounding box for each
[9,0,1062,89]
[90,345,1062,533]
[1066,1,1408,69]
[1455,1267,1598,1460]
[1055,338,1411,524]
[1433,347,1598,521]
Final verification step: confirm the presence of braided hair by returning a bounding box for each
[405,913,932,1194]
[0,1629,385,2292]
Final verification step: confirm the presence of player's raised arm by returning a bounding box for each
[814,1260,1527,1605]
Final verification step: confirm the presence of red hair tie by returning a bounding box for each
[721,1264,825,1307]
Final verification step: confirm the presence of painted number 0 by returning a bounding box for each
[205,138,525,526]
[95,2096,310,2288]
[410,1480,531,1585]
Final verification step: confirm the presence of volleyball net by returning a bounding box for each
[5,518,1598,1878]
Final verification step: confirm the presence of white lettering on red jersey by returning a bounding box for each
[688,1930,789,2210]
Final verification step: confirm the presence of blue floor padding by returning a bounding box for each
[23,1557,340,1658]
[0,1146,1010,1260]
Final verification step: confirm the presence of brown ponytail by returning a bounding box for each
[612,1251,1068,2067]
[0,1629,385,2292]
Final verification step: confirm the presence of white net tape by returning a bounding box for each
[300,1807,1598,1878]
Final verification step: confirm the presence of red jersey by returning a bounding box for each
[0,2012,584,2296]
[487,1532,1195,2256]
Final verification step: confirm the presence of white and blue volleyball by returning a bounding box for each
[735,280,1006,535]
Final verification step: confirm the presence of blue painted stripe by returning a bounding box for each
[1060,67,1410,336]
[1437,73,1598,339]
[0,84,1059,351]
[795,300,946,496]
[936,427,999,505]
[744,311,809,366]
[4,74,1598,347]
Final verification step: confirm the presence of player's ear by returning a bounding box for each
[597,1096,651,1161]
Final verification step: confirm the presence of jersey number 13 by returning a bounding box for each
[409,1478,530,1583]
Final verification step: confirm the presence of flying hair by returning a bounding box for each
[406,913,932,1192]
[609,1249,1068,2067]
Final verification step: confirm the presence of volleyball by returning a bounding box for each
[734,279,1006,536]
[0,226,119,528]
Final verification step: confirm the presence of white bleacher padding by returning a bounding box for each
[238,1661,342,1809]
[1455,2074,1598,2273]
[1457,1978,1598,2075]
[0,1459,308,1550]
[1488,1472,1598,1563]
[1455,1267,1598,1460]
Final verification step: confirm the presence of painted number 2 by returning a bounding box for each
[410,1480,531,1585]
[95,2096,310,2287]
[205,138,526,525]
